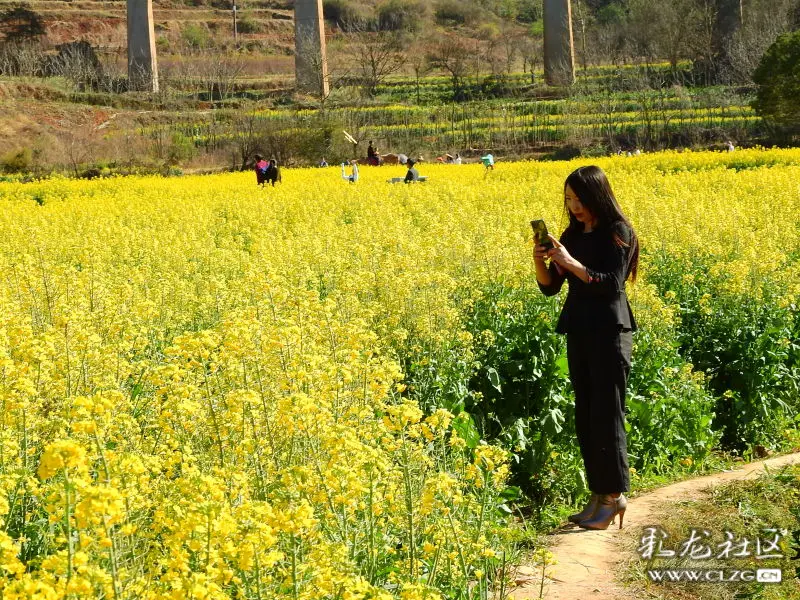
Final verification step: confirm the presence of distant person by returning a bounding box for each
[319,157,328,167]
[254,154,268,186]
[726,140,735,152]
[633,148,641,156]
[264,159,281,186]
[367,141,380,166]
[481,153,495,170]
[454,153,462,165]
[404,159,419,183]
[342,160,359,183]
[397,153,408,165]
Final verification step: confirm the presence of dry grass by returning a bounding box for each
[620,464,800,600]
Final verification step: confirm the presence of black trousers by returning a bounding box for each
[567,330,632,494]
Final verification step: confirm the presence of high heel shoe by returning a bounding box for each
[567,493,599,524]
[579,494,627,530]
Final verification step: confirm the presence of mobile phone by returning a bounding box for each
[531,219,554,250]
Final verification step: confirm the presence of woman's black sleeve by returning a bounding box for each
[581,222,630,296]
[537,232,568,296]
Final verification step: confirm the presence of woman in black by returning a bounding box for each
[533,165,639,530]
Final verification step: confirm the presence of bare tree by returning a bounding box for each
[572,0,591,71]
[693,0,720,83]
[157,52,198,99]
[626,0,663,65]
[55,127,99,177]
[657,0,703,73]
[499,24,522,74]
[0,40,44,76]
[197,52,245,102]
[427,37,471,100]
[478,24,502,76]
[723,0,795,83]
[406,51,431,103]
[49,41,104,91]
[520,36,542,83]
[351,27,404,97]
[586,3,628,66]
[232,112,264,170]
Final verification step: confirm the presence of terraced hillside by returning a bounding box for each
[28,0,299,71]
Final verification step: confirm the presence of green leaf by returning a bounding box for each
[487,367,502,392]
[452,413,481,449]
[499,485,522,501]
[555,353,569,378]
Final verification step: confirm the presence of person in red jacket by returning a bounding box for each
[254,154,268,186]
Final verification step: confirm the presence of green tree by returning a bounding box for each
[752,29,800,133]
[0,4,44,42]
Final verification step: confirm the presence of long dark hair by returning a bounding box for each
[564,165,640,282]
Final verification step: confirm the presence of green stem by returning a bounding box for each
[206,512,212,568]
[401,440,416,578]
[498,550,507,600]
[203,371,225,468]
[291,534,299,600]
[64,472,73,584]
[447,511,468,588]
[473,470,490,544]
[367,469,375,582]
[93,428,121,599]
[253,541,263,600]
[539,555,546,599]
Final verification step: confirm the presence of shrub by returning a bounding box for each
[1,147,33,173]
[155,35,170,53]
[323,0,370,30]
[459,281,574,508]
[434,0,480,25]
[646,250,800,452]
[752,29,800,135]
[181,23,211,50]
[166,132,197,165]
[236,16,261,34]
[480,74,515,99]
[515,0,542,23]
[376,0,425,32]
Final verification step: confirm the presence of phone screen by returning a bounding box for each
[531,220,554,249]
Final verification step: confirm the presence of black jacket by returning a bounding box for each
[264,164,281,184]
[538,220,637,334]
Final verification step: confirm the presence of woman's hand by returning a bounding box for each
[545,234,577,269]
[533,243,550,262]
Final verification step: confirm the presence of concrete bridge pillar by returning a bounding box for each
[294,0,329,97]
[127,0,159,92]
[543,0,575,86]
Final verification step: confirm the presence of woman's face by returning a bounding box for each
[565,184,595,226]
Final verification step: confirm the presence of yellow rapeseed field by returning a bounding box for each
[0,148,799,599]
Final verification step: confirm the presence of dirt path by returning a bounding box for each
[508,452,800,599]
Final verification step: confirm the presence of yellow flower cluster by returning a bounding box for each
[0,147,798,598]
